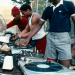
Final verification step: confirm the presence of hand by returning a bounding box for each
[23,38,30,47]
[72,44,75,57]
[19,41,24,47]
[19,38,30,47]
[11,34,19,41]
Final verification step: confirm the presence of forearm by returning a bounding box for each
[19,24,29,36]
[21,31,31,38]
[13,31,31,40]
[19,29,28,36]
[7,20,14,28]
[71,16,75,35]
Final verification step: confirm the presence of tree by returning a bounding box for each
[33,0,50,31]
[33,0,50,16]
[11,0,31,4]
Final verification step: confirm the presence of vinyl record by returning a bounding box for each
[25,62,63,72]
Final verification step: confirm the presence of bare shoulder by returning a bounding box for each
[33,13,40,17]
[32,13,41,24]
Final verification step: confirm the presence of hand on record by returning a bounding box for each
[22,38,30,47]
[19,38,30,47]
[11,34,19,41]
[19,41,24,47]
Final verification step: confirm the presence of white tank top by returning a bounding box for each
[28,13,46,40]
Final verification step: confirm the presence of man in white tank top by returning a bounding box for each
[12,4,46,55]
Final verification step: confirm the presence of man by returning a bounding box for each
[22,0,75,68]
[12,4,46,55]
[3,6,28,32]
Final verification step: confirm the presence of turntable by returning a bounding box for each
[11,46,33,54]
[18,60,75,75]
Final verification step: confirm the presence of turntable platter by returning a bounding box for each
[19,61,75,75]
[25,62,63,72]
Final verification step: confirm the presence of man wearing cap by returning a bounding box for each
[3,6,28,32]
[12,4,46,55]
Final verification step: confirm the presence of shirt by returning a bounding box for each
[7,16,28,32]
[28,13,46,40]
[41,0,75,32]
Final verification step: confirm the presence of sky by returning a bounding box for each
[0,0,14,6]
[0,0,21,7]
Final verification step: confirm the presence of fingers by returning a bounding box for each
[19,41,23,47]
[22,41,26,47]
[13,34,16,36]
[22,40,28,47]
[11,35,19,41]
[24,41,28,47]
[19,38,30,47]
[24,39,30,47]
[11,38,15,40]
[11,38,16,41]
[19,41,27,47]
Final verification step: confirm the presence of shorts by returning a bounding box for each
[45,32,72,60]
[30,35,46,55]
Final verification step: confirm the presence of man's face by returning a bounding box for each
[21,10,29,18]
[13,14,20,20]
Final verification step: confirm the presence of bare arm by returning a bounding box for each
[27,20,45,40]
[20,19,45,47]
[19,24,30,36]
[11,24,29,40]
[71,16,75,35]
[3,20,15,30]
[71,16,75,54]
[19,14,45,47]
[19,16,39,38]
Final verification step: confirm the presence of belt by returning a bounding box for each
[35,35,46,41]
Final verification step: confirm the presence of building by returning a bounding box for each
[0,5,17,33]
[0,5,13,24]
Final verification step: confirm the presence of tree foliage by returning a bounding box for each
[33,0,50,16]
[33,0,50,31]
[11,0,31,4]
